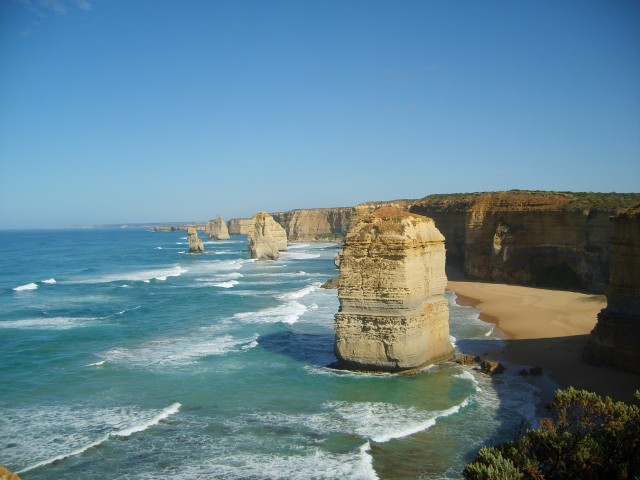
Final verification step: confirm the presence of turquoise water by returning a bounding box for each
[1,229,542,479]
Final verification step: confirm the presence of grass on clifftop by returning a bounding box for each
[413,190,640,212]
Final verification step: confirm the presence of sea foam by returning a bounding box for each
[14,403,181,475]
[99,333,259,368]
[233,301,308,324]
[0,317,97,330]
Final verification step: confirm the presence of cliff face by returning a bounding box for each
[334,207,454,372]
[206,215,230,240]
[271,200,413,242]
[187,227,204,254]
[228,218,254,235]
[584,204,640,373]
[247,212,288,260]
[410,191,640,293]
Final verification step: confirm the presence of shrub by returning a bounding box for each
[463,387,640,479]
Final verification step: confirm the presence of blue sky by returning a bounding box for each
[1,0,639,228]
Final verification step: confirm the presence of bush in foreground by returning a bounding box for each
[463,387,640,479]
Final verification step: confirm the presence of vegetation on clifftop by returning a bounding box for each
[463,387,640,479]
[412,190,640,213]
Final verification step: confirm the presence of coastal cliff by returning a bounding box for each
[410,191,640,293]
[334,207,454,372]
[270,200,413,242]
[584,204,640,373]
[228,218,254,235]
[206,215,230,240]
[247,212,288,260]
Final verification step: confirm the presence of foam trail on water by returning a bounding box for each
[86,360,106,367]
[233,301,307,324]
[13,282,38,291]
[113,402,181,437]
[16,403,181,474]
[211,280,239,288]
[71,266,187,284]
[330,398,471,443]
[276,282,321,301]
[0,317,97,330]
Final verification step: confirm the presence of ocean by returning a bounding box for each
[0,228,544,479]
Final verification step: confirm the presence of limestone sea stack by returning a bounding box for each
[247,212,288,260]
[187,227,205,254]
[584,204,640,373]
[207,215,231,240]
[334,207,454,372]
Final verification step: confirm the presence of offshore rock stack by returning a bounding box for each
[206,215,231,240]
[247,212,288,261]
[333,207,454,372]
[187,227,204,254]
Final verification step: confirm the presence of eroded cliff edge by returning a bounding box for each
[271,200,413,242]
[409,191,640,293]
[584,204,640,373]
[333,207,454,372]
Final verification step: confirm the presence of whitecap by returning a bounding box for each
[233,301,307,324]
[13,403,181,475]
[99,333,259,368]
[328,399,471,443]
[86,360,106,367]
[112,402,181,438]
[276,282,321,301]
[211,280,239,288]
[41,278,57,284]
[71,265,187,284]
[13,282,38,292]
[155,246,163,250]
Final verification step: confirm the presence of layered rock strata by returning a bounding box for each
[247,212,288,260]
[206,215,230,240]
[228,218,254,235]
[270,200,413,242]
[334,207,454,372]
[584,204,640,373]
[410,191,640,293]
[187,227,204,254]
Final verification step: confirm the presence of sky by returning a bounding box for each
[1,0,639,228]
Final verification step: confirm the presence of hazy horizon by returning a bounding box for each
[2,1,639,229]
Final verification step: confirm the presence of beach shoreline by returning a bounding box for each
[446,277,640,403]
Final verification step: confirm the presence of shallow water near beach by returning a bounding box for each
[1,229,543,479]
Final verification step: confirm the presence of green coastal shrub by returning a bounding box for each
[463,387,640,479]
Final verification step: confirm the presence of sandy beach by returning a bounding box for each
[447,276,640,403]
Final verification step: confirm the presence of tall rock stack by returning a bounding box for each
[187,227,205,254]
[334,207,454,372]
[584,204,640,373]
[207,215,231,240]
[248,212,288,261]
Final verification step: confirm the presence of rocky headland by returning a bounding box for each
[409,191,640,293]
[206,215,230,240]
[333,207,454,372]
[247,212,288,261]
[228,218,254,235]
[270,200,413,242]
[584,204,640,373]
[187,227,205,254]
